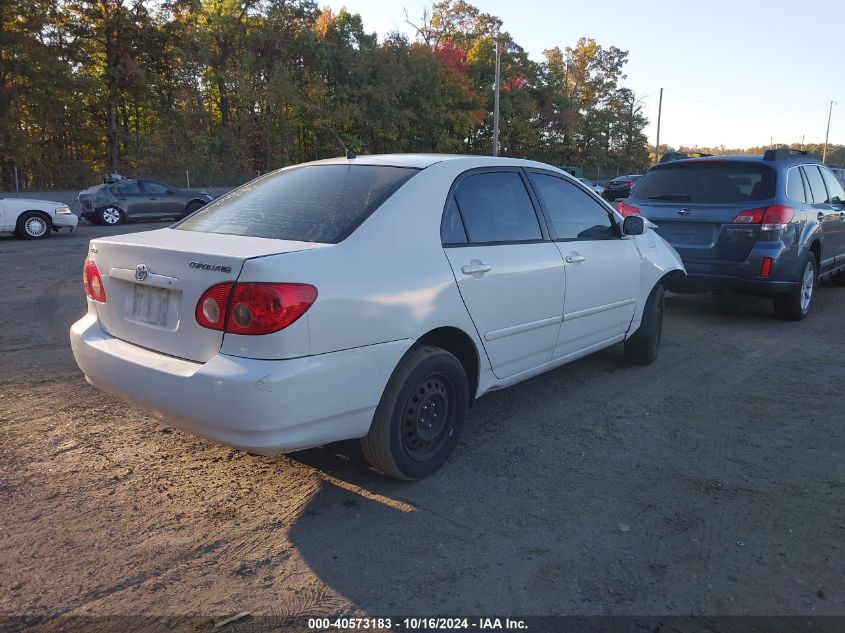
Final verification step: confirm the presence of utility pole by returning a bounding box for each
[823,100,835,163]
[654,88,663,164]
[492,39,501,156]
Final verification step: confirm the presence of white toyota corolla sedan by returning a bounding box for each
[70,154,684,479]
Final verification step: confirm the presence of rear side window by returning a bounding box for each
[786,168,807,203]
[453,171,542,243]
[176,165,418,243]
[820,167,845,204]
[634,162,776,203]
[112,181,142,195]
[441,197,468,244]
[802,166,829,204]
[530,173,615,241]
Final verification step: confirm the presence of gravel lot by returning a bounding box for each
[1,222,844,626]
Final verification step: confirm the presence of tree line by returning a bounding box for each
[0,0,651,190]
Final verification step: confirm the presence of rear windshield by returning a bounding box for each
[634,162,776,203]
[175,164,418,243]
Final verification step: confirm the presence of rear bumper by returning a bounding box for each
[69,313,413,454]
[666,273,794,295]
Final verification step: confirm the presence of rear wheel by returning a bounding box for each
[773,253,817,320]
[18,211,51,240]
[98,206,124,225]
[361,345,469,480]
[624,283,665,365]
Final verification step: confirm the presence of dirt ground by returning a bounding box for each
[1,222,844,627]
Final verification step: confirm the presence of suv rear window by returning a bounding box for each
[634,162,776,203]
[175,165,418,243]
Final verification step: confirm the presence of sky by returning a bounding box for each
[320,0,845,150]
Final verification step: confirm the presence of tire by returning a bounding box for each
[773,252,817,321]
[185,200,204,216]
[361,345,469,480]
[98,206,124,226]
[17,211,51,240]
[624,283,665,365]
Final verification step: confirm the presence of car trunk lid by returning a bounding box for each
[90,228,328,362]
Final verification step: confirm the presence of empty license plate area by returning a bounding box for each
[131,284,172,326]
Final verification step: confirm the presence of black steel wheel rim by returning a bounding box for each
[401,372,453,462]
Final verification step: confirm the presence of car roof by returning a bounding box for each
[658,154,820,168]
[301,153,561,171]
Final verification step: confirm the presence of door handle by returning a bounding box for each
[461,261,492,276]
[840,212,845,222]
[565,254,587,264]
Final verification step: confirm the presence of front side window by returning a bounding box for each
[786,168,807,203]
[453,171,542,244]
[530,173,615,241]
[176,165,418,243]
[634,162,775,202]
[802,166,829,204]
[820,167,845,204]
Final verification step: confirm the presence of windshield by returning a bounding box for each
[175,164,419,243]
[635,162,776,203]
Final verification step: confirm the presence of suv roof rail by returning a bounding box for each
[763,148,811,161]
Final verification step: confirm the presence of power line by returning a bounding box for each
[662,89,831,114]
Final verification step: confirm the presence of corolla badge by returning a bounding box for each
[134,263,149,282]
[678,208,692,216]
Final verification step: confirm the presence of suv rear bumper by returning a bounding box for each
[666,273,794,295]
[70,313,412,454]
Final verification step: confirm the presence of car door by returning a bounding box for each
[802,165,839,272]
[110,181,146,218]
[527,171,640,359]
[819,166,845,265]
[442,169,566,380]
[0,199,7,231]
[139,181,183,215]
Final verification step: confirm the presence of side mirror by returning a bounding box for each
[622,215,645,236]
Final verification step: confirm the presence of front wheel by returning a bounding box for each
[624,283,665,365]
[773,253,817,321]
[18,211,51,240]
[185,200,205,216]
[98,206,124,226]
[361,346,469,480]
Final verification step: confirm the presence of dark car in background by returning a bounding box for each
[621,149,845,320]
[602,174,642,201]
[79,176,213,225]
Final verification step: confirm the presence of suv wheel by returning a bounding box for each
[774,253,817,320]
[361,345,469,480]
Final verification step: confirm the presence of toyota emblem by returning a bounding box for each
[678,208,692,216]
[135,264,149,282]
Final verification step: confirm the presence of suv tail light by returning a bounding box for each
[733,205,795,230]
[615,201,640,217]
[196,282,317,335]
[83,258,106,303]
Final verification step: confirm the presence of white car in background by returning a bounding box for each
[1,197,78,239]
[579,177,605,196]
[70,154,684,480]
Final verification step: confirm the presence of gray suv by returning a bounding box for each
[620,149,845,320]
[79,177,213,225]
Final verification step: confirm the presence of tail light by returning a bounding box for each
[82,258,106,303]
[733,205,794,230]
[196,282,317,335]
[615,201,640,217]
